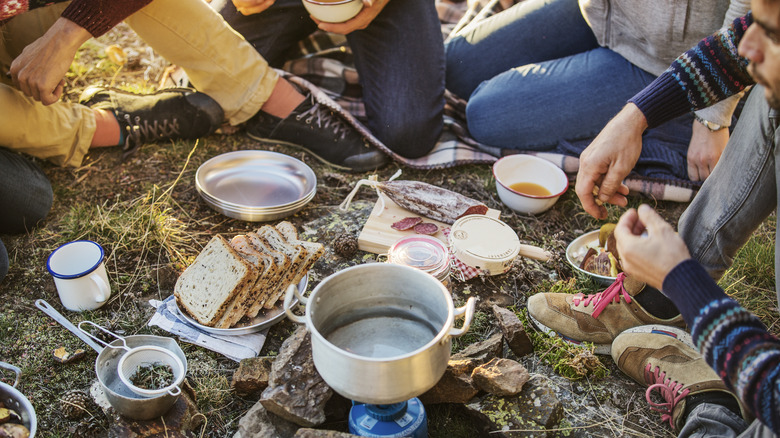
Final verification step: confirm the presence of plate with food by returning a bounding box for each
[175,274,308,336]
[566,224,621,286]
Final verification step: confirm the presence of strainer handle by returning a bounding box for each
[78,321,129,351]
[448,297,476,338]
[0,361,21,388]
[167,385,182,396]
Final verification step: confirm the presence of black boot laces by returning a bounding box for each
[121,113,182,153]
[295,99,353,140]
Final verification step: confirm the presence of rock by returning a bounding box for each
[464,376,563,437]
[234,400,299,438]
[471,358,530,396]
[108,380,204,438]
[260,326,333,427]
[452,333,503,364]
[418,358,480,405]
[492,305,534,358]
[233,356,274,395]
[294,428,358,437]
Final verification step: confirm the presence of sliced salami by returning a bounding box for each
[414,222,439,235]
[391,216,423,231]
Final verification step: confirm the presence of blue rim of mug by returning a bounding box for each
[46,240,104,279]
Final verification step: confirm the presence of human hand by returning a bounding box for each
[575,104,646,219]
[232,0,275,15]
[314,0,389,34]
[614,204,691,290]
[10,17,90,105]
[687,120,729,181]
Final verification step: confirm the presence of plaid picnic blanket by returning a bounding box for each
[276,0,702,203]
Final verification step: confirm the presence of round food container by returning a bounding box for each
[449,215,520,275]
[387,235,451,289]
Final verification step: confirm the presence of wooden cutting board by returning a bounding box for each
[357,193,551,261]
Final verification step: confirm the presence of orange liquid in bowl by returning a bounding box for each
[508,182,551,197]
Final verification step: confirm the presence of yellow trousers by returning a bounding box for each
[0,0,278,167]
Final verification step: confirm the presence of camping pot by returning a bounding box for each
[284,263,475,404]
[35,300,186,420]
[0,362,37,437]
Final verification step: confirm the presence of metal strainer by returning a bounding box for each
[78,321,185,397]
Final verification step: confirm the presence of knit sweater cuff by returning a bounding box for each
[662,259,729,327]
[628,73,692,129]
[61,2,117,37]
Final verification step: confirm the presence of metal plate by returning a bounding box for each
[196,151,316,210]
[175,275,308,335]
[565,230,617,286]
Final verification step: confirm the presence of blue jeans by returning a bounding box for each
[0,147,53,283]
[214,0,445,158]
[445,0,694,165]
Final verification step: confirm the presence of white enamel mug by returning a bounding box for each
[46,240,111,311]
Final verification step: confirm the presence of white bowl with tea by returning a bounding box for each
[492,154,569,214]
[302,0,363,23]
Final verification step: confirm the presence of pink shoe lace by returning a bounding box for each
[644,363,690,429]
[571,273,629,318]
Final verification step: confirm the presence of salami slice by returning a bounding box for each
[378,180,488,225]
[391,216,423,231]
[414,222,439,235]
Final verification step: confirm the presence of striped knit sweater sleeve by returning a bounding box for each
[662,259,780,433]
[1,0,152,37]
[629,13,755,128]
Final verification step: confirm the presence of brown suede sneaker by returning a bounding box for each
[611,327,745,430]
[526,273,687,354]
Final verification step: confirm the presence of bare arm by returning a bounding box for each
[10,17,91,105]
[575,104,646,219]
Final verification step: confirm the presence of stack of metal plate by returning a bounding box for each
[196,150,316,222]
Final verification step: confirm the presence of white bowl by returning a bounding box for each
[492,154,569,214]
[302,0,363,23]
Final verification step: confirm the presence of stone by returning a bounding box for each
[418,358,480,405]
[232,356,274,395]
[234,400,300,438]
[492,305,534,357]
[108,380,204,438]
[464,376,563,437]
[452,332,503,364]
[260,326,333,427]
[294,428,358,437]
[471,358,530,396]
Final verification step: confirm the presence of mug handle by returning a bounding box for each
[283,283,307,324]
[90,272,110,303]
[448,297,476,338]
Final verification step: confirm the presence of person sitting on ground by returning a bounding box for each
[0,0,387,284]
[445,0,748,182]
[212,0,445,159]
[530,3,780,434]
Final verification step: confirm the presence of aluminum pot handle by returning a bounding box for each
[0,361,21,388]
[448,297,476,338]
[283,283,306,324]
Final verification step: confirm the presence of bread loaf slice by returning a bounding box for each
[255,225,308,309]
[220,235,274,328]
[245,231,290,317]
[174,235,257,327]
[275,221,325,285]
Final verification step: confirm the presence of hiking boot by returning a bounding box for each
[245,93,389,173]
[80,86,224,157]
[611,327,746,430]
[526,273,686,354]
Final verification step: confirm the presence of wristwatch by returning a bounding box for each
[694,114,728,132]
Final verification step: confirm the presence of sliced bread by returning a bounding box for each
[174,235,257,327]
[255,225,308,309]
[275,221,325,285]
[219,235,274,328]
[245,231,290,317]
